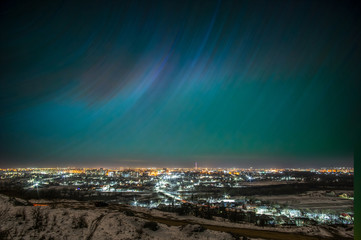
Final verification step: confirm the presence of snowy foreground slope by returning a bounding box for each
[0,196,233,240]
[0,195,353,240]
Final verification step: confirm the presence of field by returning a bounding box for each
[253,190,353,211]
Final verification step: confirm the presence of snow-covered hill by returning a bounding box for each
[0,195,235,240]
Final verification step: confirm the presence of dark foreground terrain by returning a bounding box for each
[0,194,353,240]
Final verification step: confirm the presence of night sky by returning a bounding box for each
[1,0,360,168]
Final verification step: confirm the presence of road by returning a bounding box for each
[33,200,351,240]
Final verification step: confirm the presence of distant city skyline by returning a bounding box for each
[1,0,360,168]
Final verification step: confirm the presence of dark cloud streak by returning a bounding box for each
[0,0,360,167]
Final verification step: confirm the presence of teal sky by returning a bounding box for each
[1,0,360,168]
